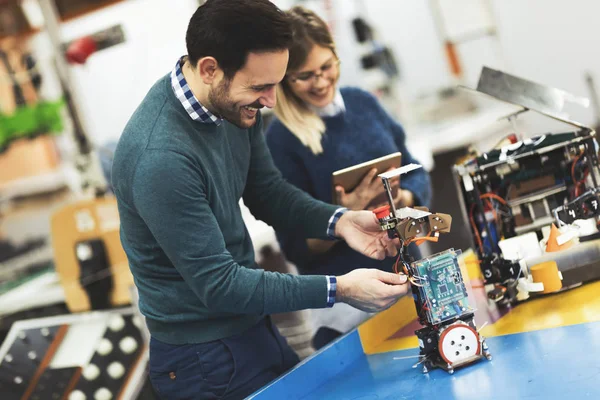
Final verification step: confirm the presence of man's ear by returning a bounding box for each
[197,56,219,84]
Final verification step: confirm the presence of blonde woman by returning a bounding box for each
[266,6,431,348]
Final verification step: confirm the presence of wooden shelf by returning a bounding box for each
[56,0,125,23]
[0,0,125,40]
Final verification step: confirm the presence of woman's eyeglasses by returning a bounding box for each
[288,59,341,84]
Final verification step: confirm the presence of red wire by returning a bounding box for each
[469,204,484,253]
[571,153,589,197]
[571,153,583,183]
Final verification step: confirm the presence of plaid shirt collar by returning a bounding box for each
[170,56,223,125]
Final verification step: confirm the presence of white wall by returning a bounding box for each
[347,0,452,97]
[33,0,199,146]
[326,0,599,130]
[32,0,600,146]
[491,0,600,128]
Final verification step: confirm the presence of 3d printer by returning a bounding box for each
[454,67,600,305]
[373,165,491,374]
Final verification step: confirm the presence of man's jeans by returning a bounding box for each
[148,317,299,399]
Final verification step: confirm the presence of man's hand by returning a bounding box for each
[336,269,409,312]
[334,210,398,260]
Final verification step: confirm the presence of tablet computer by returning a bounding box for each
[331,152,402,207]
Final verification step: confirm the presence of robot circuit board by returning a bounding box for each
[411,249,472,325]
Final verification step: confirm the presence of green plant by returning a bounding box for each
[0,98,65,152]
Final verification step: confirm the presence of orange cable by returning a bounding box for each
[480,193,507,205]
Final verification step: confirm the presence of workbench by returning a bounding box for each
[250,260,600,399]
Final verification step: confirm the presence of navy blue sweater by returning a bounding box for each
[266,87,431,276]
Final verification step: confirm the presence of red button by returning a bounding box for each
[373,205,390,220]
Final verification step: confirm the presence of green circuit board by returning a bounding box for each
[411,249,471,325]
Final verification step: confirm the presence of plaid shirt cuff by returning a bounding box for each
[326,275,337,307]
[326,207,348,239]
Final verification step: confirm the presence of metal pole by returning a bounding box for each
[382,176,398,218]
[36,0,107,194]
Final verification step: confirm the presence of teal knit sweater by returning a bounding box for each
[112,74,338,344]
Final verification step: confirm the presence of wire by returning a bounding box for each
[571,153,584,182]
[409,277,424,287]
[402,260,410,275]
[412,355,429,369]
[409,274,427,285]
[480,193,508,205]
[393,354,424,360]
[392,244,425,287]
[470,192,511,254]
[409,235,439,246]
[469,204,484,253]
[571,152,590,197]
[404,230,440,247]
[477,321,489,332]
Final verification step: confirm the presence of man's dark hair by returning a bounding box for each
[186,0,293,78]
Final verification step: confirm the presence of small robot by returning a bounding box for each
[373,165,492,374]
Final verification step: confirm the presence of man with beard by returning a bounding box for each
[112,1,409,398]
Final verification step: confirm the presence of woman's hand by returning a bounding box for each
[393,188,414,208]
[335,168,384,210]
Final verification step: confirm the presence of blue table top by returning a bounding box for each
[253,321,600,399]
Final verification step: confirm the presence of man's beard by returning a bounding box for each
[208,79,262,129]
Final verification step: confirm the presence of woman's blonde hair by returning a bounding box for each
[274,6,338,155]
